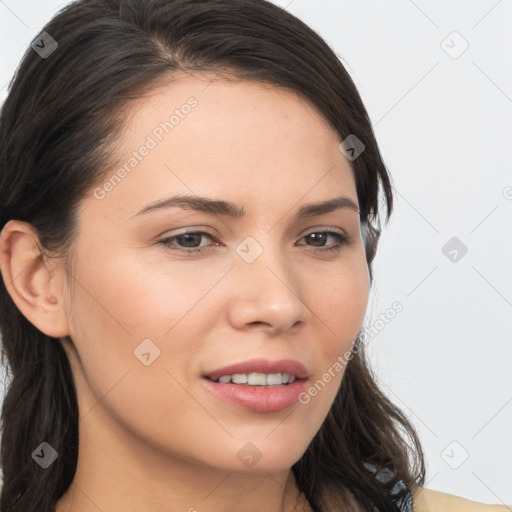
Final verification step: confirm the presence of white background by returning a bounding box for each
[0,0,511,505]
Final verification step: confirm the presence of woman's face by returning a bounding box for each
[58,74,370,474]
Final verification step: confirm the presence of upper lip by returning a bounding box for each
[203,358,309,382]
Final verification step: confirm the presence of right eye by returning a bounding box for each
[157,230,218,254]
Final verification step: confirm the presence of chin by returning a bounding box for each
[222,437,310,474]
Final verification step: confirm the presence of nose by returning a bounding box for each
[225,239,311,334]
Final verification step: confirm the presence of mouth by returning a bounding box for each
[201,358,309,413]
[202,357,309,383]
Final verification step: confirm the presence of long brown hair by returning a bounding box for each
[0,1,425,510]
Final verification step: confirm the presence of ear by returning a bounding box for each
[0,219,70,338]
[360,219,381,264]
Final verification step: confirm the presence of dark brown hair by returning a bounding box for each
[0,0,425,510]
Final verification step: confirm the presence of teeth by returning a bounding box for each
[265,373,282,385]
[232,373,248,384]
[214,373,297,385]
[248,373,266,385]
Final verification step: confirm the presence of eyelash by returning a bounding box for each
[157,229,348,255]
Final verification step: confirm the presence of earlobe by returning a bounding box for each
[0,219,70,338]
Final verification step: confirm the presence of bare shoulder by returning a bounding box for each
[412,486,512,512]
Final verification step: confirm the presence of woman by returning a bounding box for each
[0,1,508,511]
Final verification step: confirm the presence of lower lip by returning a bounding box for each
[201,378,308,413]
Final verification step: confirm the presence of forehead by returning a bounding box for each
[118,71,343,155]
[84,73,356,223]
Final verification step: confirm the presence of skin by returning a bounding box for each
[0,73,370,511]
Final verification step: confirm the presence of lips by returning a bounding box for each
[203,358,309,383]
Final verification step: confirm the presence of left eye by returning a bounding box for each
[157,229,348,254]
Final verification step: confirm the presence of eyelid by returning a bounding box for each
[302,226,346,236]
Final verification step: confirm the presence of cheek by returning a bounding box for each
[69,247,216,340]
[301,256,369,403]
[308,256,369,345]
[64,248,226,405]
[63,254,214,454]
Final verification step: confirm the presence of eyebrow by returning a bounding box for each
[132,194,360,219]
